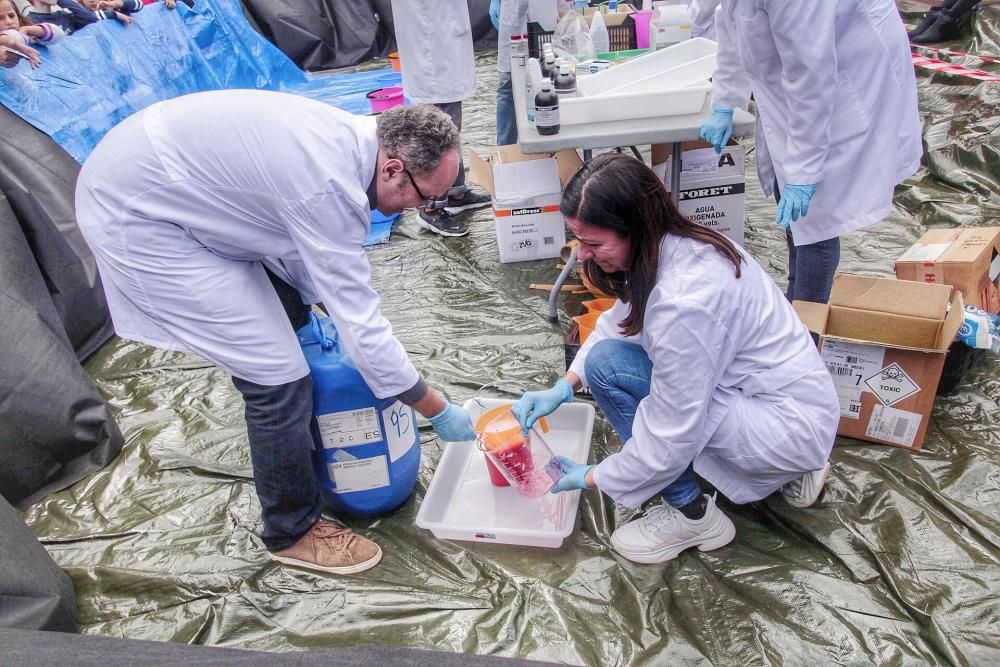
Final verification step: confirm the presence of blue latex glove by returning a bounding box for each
[775,183,818,229]
[489,0,500,30]
[550,455,593,493]
[428,402,476,442]
[511,378,574,433]
[698,107,734,154]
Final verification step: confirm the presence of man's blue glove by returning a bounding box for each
[428,402,476,442]
[489,0,500,30]
[550,455,593,493]
[511,378,574,433]
[699,107,734,154]
[775,183,817,229]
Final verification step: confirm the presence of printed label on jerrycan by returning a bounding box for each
[317,407,381,449]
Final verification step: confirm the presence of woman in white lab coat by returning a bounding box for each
[512,154,839,564]
[699,0,922,303]
[389,0,491,236]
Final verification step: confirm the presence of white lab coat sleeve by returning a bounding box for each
[568,300,630,387]
[281,193,420,399]
[764,1,838,185]
[710,8,751,111]
[591,299,734,509]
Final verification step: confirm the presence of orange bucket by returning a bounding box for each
[388,51,402,73]
[582,298,617,314]
[572,311,601,344]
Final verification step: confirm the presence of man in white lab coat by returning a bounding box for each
[511,154,839,564]
[700,0,922,303]
[390,0,492,237]
[75,92,477,575]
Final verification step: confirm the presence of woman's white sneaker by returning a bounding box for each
[610,494,736,564]
[781,461,832,509]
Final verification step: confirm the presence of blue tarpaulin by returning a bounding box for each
[0,0,398,243]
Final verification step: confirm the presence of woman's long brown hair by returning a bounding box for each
[560,153,742,336]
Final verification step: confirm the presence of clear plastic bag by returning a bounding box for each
[551,9,595,65]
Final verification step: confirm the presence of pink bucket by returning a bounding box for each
[367,86,404,114]
[633,10,653,49]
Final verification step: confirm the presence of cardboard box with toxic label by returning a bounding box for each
[651,139,746,246]
[468,145,582,264]
[895,227,1000,313]
[794,273,964,451]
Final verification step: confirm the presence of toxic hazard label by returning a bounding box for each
[864,363,921,407]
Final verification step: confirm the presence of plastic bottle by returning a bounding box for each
[525,57,542,126]
[540,54,558,80]
[510,34,525,67]
[590,11,610,54]
[534,80,560,136]
[554,62,577,98]
[608,0,618,11]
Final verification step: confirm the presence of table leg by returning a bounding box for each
[583,149,593,161]
[548,243,579,322]
[669,141,682,206]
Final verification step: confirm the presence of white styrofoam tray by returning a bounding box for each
[415,398,595,548]
[576,37,718,98]
[559,81,712,126]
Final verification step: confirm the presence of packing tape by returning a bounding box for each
[911,53,1000,83]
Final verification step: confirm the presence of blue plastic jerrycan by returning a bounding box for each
[296,314,420,518]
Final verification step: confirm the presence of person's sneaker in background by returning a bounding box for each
[444,190,491,213]
[610,494,735,564]
[417,208,469,237]
[269,520,382,575]
[781,461,832,509]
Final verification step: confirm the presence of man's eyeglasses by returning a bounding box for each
[403,167,437,209]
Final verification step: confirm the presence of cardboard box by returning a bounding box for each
[651,139,746,246]
[468,145,582,264]
[583,4,635,27]
[794,273,965,451]
[895,227,1000,313]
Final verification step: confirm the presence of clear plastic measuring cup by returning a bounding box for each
[475,405,562,498]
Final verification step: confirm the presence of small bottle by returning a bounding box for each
[590,10,610,54]
[554,62,576,98]
[608,0,618,11]
[520,33,530,58]
[510,34,525,66]
[540,54,558,80]
[534,80,560,136]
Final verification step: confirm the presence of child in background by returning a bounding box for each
[79,0,142,25]
[1,0,64,47]
[0,29,41,68]
[25,0,97,35]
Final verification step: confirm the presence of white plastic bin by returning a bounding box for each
[577,37,718,98]
[415,398,595,548]
[560,81,712,126]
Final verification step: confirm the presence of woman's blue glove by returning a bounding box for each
[698,107,734,154]
[775,184,818,228]
[511,379,574,433]
[428,402,476,442]
[551,455,593,493]
[489,0,501,30]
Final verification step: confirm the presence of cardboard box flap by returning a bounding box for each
[830,273,951,321]
[792,300,829,335]
[827,305,942,350]
[467,149,496,197]
[937,290,965,349]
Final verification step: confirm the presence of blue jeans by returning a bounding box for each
[496,71,518,146]
[584,339,702,508]
[775,180,840,302]
[230,267,323,552]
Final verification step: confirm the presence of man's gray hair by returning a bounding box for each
[377,105,460,176]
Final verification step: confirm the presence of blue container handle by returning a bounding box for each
[308,312,336,352]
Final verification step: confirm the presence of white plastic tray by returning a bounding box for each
[560,81,712,126]
[577,37,718,98]
[415,398,595,548]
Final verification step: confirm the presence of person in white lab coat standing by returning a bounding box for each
[699,0,922,303]
[390,0,492,237]
[75,92,477,575]
[511,154,839,564]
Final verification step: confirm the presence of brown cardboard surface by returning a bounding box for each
[830,273,952,321]
[826,306,942,350]
[895,227,1000,312]
[583,5,634,27]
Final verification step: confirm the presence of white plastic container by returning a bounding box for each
[559,80,712,126]
[590,11,610,54]
[415,398,595,548]
[576,37,718,98]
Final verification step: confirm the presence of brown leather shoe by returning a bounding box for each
[269,520,382,574]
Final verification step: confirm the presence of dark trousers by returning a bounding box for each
[230,268,322,552]
[431,101,467,207]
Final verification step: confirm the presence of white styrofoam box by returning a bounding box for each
[576,37,718,98]
[560,80,711,126]
[415,398,595,548]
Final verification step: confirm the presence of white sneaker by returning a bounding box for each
[610,494,736,564]
[781,461,832,509]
